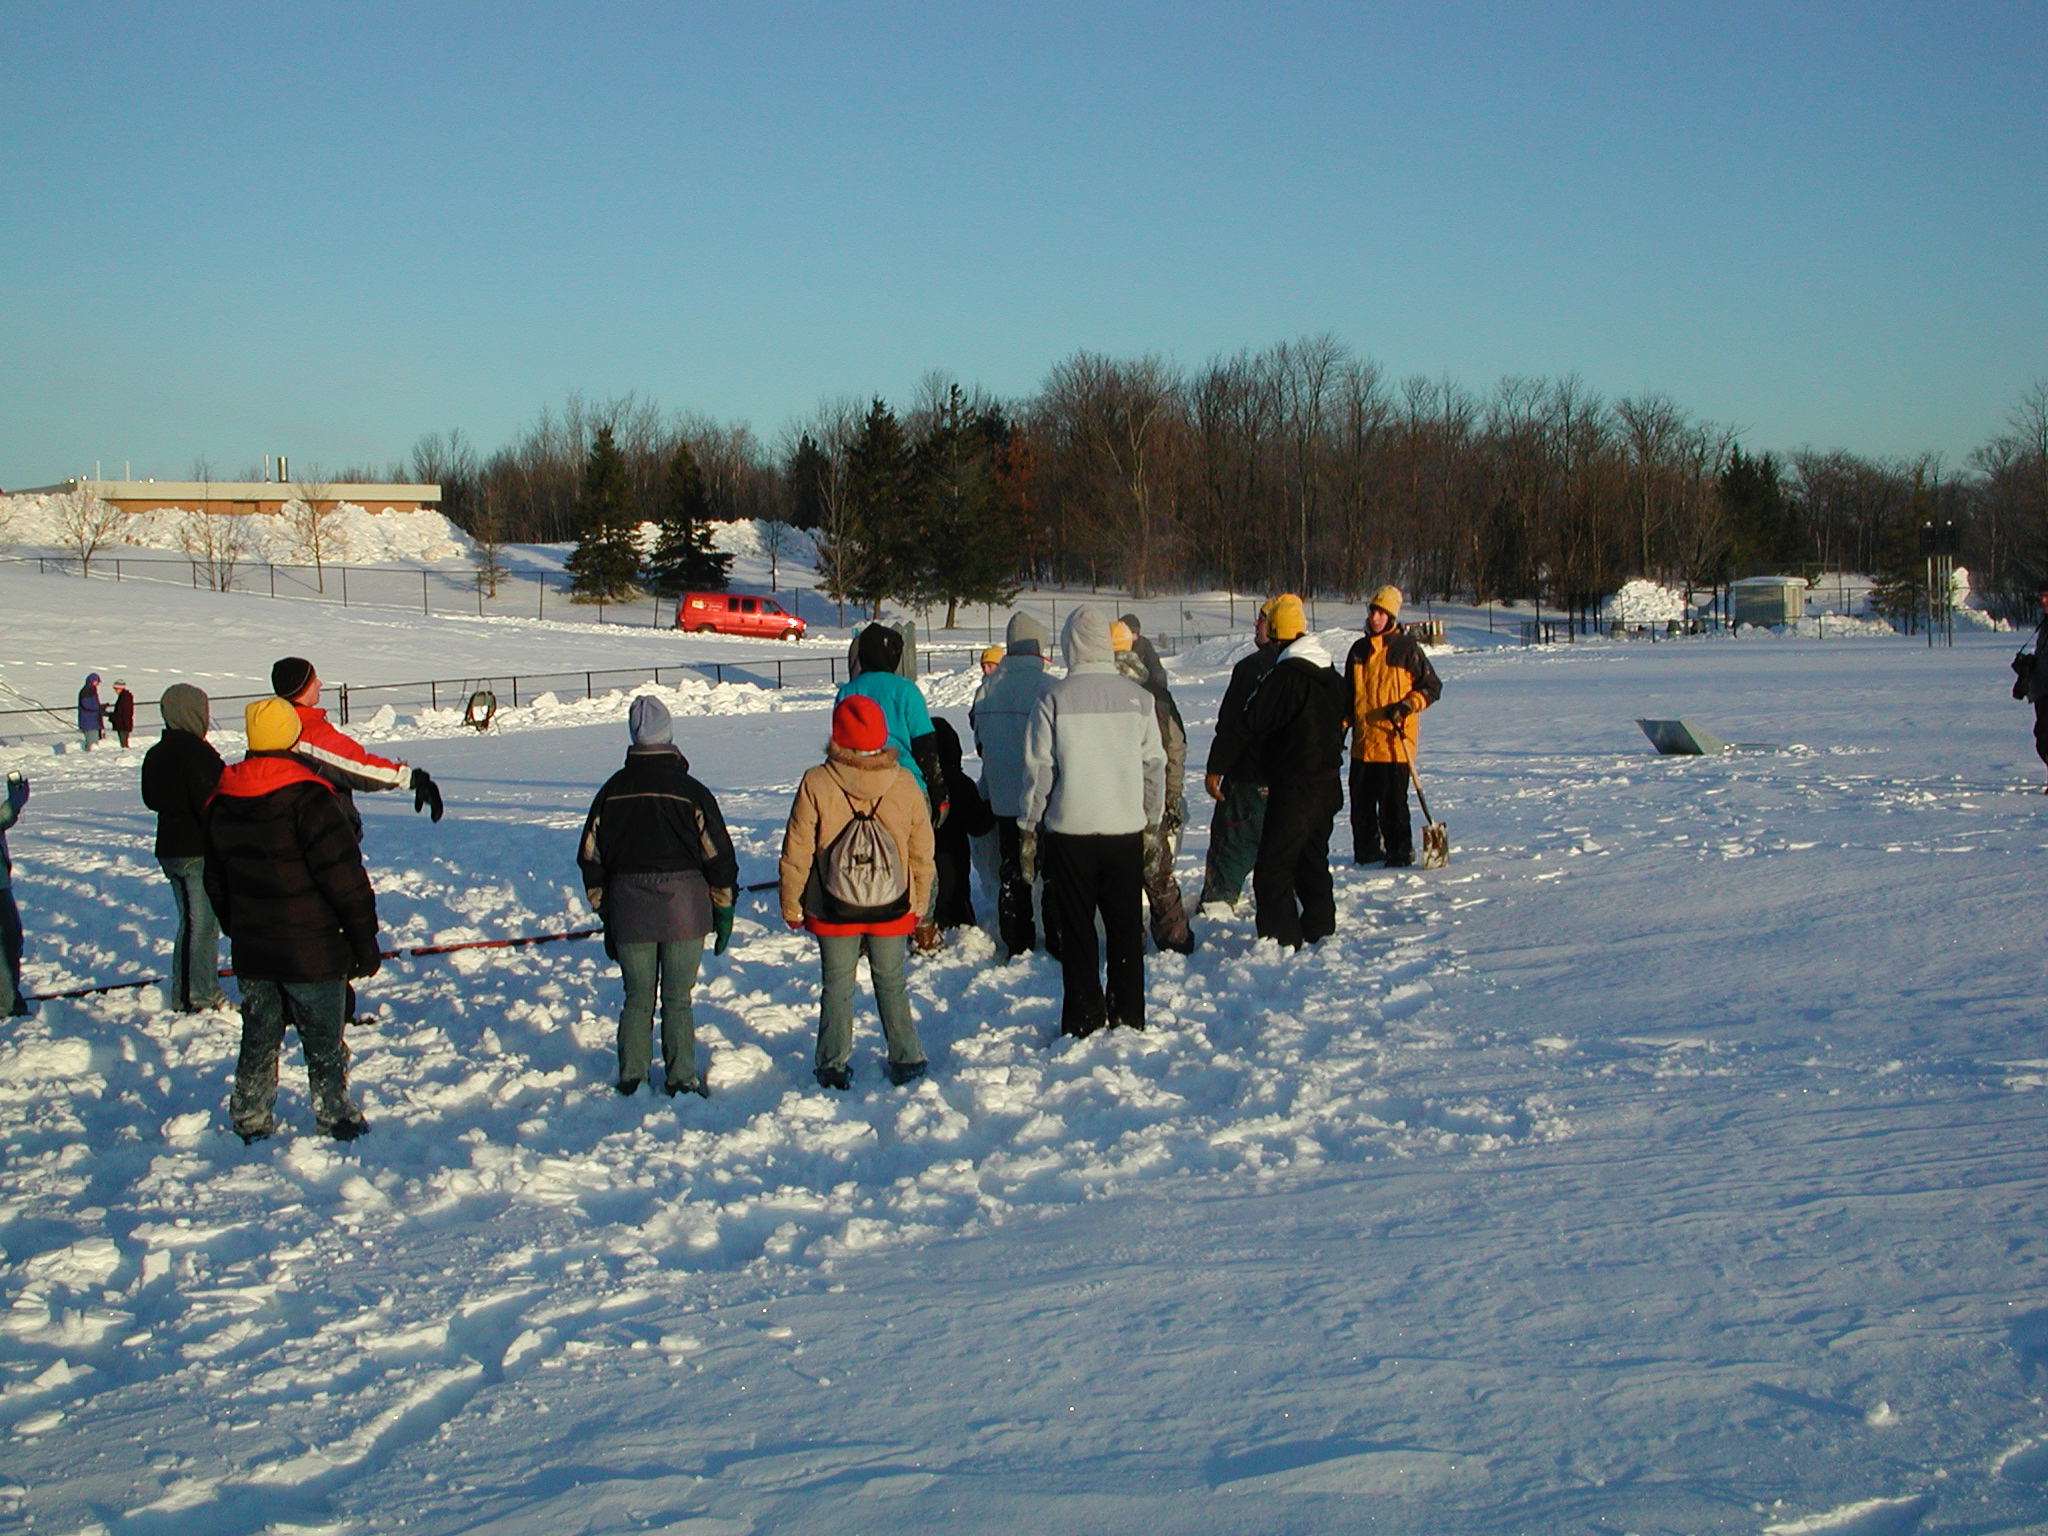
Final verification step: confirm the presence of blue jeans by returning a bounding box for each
[160,857,227,1011]
[233,977,357,1136]
[615,939,704,1088]
[815,931,922,1073]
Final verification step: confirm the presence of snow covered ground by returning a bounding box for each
[2,567,2047,1535]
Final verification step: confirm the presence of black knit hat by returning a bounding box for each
[271,656,317,699]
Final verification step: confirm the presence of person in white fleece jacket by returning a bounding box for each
[1020,604,1166,1038]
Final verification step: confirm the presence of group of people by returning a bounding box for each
[77,673,136,749]
[11,591,1442,1141]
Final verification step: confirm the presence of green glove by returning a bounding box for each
[712,903,734,956]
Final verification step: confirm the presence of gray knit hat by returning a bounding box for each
[628,694,673,746]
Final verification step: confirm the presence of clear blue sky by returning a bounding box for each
[2,1,2041,487]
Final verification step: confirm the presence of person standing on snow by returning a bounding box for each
[577,696,737,1099]
[1197,598,1287,909]
[1112,620,1194,954]
[269,656,443,831]
[1342,586,1442,866]
[835,624,945,949]
[779,695,935,1091]
[110,680,136,749]
[2015,585,2048,787]
[1021,605,1167,1039]
[202,699,380,1144]
[0,772,31,1017]
[928,717,994,932]
[970,612,1062,957]
[140,684,229,1012]
[1241,597,1349,948]
[77,673,106,750]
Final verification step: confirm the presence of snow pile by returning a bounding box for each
[1948,568,2012,631]
[1603,578,1690,625]
[710,518,820,569]
[0,493,473,565]
[919,663,987,711]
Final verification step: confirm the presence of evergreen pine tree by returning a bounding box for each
[565,424,643,601]
[1719,445,1803,574]
[644,440,733,596]
[913,387,1023,627]
[785,433,830,531]
[836,399,920,618]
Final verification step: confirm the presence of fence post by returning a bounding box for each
[339,684,349,726]
[115,560,121,583]
[431,681,438,711]
[585,672,592,700]
[512,676,519,707]
[422,570,429,616]
[342,568,349,607]
[537,577,544,621]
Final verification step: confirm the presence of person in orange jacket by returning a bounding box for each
[269,656,443,833]
[1342,586,1441,867]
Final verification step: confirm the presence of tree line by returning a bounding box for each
[354,344,2048,620]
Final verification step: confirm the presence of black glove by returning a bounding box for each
[412,768,444,822]
[1386,701,1412,727]
[349,945,382,980]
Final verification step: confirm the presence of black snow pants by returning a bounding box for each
[1256,776,1342,948]
[1349,760,1413,864]
[1198,780,1267,906]
[1041,830,1146,1037]
[995,816,1038,956]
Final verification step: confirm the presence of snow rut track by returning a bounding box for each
[0,795,1544,1524]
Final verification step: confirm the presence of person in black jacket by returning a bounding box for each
[1197,598,1287,909]
[929,717,994,933]
[1242,607,1349,949]
[577,696,738,1097]
[202,698,380,1143]
[140,684,229,1012]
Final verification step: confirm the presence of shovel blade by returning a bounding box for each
[1421,821,1449,870]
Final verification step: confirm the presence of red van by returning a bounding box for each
[675,591,807,641]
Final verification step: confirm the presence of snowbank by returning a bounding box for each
[0,493,473,564]
[1603,578,1691,625]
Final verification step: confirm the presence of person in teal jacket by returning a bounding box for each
[836,624,945,819]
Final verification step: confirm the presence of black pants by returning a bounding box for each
[995,817,1038,955]
[1256,777,1342,947]
[1349,760,1412,862]
[1041,830,1145,1036]
[1198,780,1267,905]
[2033,697,2048,765]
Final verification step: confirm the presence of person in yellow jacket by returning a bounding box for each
[1342,586,1442,866]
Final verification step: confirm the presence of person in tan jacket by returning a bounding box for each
[779,695,936,1090]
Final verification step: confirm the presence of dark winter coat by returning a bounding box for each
[577,746,738,944]
[1204,639,1285,784]
[110,688,136,737]
[77,679,104,734]
[201,754,380,983]
[931,719,994,929]
[1243,636,1350,783]
[140,730,225,859]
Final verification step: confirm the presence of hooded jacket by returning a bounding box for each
[577,745,738,942]
[1205,639,1286,784]
[1344,623,1442,762]
[779,743,935,936]
[969,612,1061,819]
[1243,634,1349,782]
[140,685,225,859]
[201,753,380,982]
[77,676,104,734]
[836,624,943,800]
[1114,648,1187,829]
[1021,607,1167,838]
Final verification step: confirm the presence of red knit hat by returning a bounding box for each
[832,695,889,753]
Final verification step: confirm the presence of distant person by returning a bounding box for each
[202,699,379,1143]
[76,673,105,749]
[1197,599,1286,909]
[1021,606,1167,1039]
[140,684,229,1012]
[1343,587,1442,866]
[110,680,136,748]
[969,612,1061,956]
[1242,602,1349,948]
[2017,586,2048,789]
[1112,620,1193,954]
[0,772,30,1017]
[778,696,934,1090]
[929,718,994,932]
[577,696,736,1098]
[270,656,443,831]
[1117,613,1171,694]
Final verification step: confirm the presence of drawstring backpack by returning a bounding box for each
[814,784,910,923]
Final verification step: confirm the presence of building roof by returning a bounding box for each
[16,479,441,501]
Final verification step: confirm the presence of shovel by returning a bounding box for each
[1394,733,1449,870]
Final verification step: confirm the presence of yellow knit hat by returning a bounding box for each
[1370,585,1404,621]
[1265,593,1308,641]
[245,697,303,752]
[1109,621,1135,653]
[980,645,1004,668]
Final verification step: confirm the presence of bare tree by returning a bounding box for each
[57,483,126,576]
[469,490,509,599]
[287,470,341,591]
[180,508,253,591]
